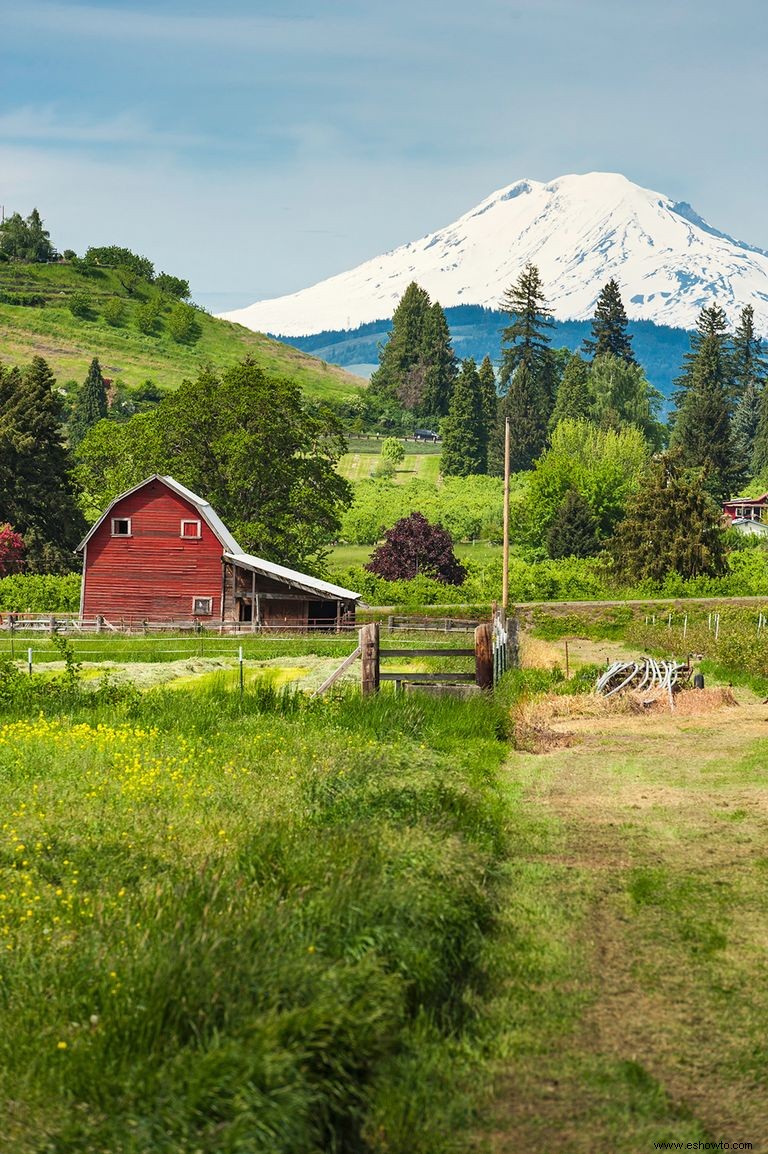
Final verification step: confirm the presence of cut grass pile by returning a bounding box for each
[0,680,510,1153]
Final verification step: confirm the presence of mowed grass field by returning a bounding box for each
[329,540,502,568]
[480,680,768,1152]
[337,437,443,483]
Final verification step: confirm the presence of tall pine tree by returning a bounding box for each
[732,304,767,401]
[69,357,108,446]
[671,306,738,500]
[368,282,432,409]
[496,263,555,470]
[478,355,498,436]
[419,302,457,418]
[0,357,84,570]
[732,382,762,476]
[440,358,487,476]
[583,279,636,363]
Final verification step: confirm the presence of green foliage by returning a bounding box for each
[101,296,125,327]
[84,245,155,281]
[134,297,161,335]
[155,272,190,299]
[0,572,81,611]
[732,304,767,401]
[166,301,201,344]
[380,437,406,467]
[671,305,738,500]
[610,452,727,583]
[369,284,457,417]
[0,357,84,572]
[440,358,487,476]
[498,262,555,391]
[588,353,664,446]
[478,355,497,430]
[583,279,636,363]
[521,419,649,549]
[546,490,600,559]
[549,352,592,429]
[0,208,55,263]
[68,290,91,319]
[339,475,507,545]
[69,358,108,447]
[75,357,352,569]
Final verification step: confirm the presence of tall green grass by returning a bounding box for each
[0,675,509,1152]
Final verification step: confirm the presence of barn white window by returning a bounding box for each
[192,596,213,616]
[111,517,131,536]
[181,519,202,539]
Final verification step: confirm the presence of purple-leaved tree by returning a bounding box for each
[365,512,466,584]
[0,524,25,577]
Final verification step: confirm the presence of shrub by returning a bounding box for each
[366,513,466,584]
[102,297,125,327]
[68,290,91,318]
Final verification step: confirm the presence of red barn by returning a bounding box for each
[77,475,359,628]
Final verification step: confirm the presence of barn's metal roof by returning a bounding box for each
[76,474,241,553]
[224,552,360,601]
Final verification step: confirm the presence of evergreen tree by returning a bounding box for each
[0,357,84,571]
[583,279,636,363]
[671,306,738,500]
[499,263,555,401]
[545,490,600,558]
[732,381,761,475]
[732,305,767,401]
[69,357,108,446]
[549,353,592,429]
[611,453,727,583]
[368,282,432,409]
[478,355,498,432]
[419,302,457,417]
[489,360,547,475]
[440,358,487,476]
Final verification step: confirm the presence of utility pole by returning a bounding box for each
[502,416,510,611]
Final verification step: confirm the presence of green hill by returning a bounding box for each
[0,262,362,399]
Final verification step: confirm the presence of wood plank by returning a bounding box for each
[360,622,380,696]
[380,648,475,658]
[475,622,493,690]
[310,645,361,698]
[379,672,476,683]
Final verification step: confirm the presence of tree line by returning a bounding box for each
[0,354,353,579]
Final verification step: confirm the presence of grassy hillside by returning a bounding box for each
[0,262,362,399]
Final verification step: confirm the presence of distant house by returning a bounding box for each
[77,475,359,628]
[722,494,768,537]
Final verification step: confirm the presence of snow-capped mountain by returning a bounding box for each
[219,172,768,337]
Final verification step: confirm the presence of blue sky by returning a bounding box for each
[2,0,766,311]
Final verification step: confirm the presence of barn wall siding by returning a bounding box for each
[81,482,224,622]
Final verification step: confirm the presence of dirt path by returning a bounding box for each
[488,694,768,1153]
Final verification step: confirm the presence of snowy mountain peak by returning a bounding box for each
[220,172,768,337]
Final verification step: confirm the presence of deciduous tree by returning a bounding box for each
[365,511,466,584]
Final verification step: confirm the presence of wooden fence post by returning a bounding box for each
[360,622,380,696]
[475,622,493,689]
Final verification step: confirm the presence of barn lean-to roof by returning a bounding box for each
[224,552,360,602]
[76,475,241,554]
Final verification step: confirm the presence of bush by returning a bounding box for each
[68,290,91,318]
[167,302,201,344]
[102,297,125,327]
[134,298,161,335]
